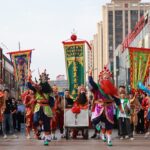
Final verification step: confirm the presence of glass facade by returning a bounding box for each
[125,11,128,36]
[109,51,113,60]
[131,10,138,30]
[140,10,144,17]
[115,11,123,48]
[4,69,10,87]
[108,11,113,54]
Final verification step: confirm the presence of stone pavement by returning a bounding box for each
[0,130,150,150]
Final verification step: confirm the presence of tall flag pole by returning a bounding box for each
[7,49,34,93]
[62,33,91,99]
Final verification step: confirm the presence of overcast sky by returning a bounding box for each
[0,0,149,80]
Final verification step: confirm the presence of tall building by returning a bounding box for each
[103,0,150,62]
[113,10,150,88]
[91,0,150,81]
[89,22,103,82]
[92,34,98,82]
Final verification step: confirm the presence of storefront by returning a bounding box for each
[0,48,18,97]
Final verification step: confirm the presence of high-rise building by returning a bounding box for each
[88,22,103,81]
[103,0,150,62]
[113,10,150,87]
[90,0,150,81]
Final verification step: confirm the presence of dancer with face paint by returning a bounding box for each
[27,69,54,146]
[88,67,122,146]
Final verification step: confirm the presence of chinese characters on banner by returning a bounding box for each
[63,41,85,99]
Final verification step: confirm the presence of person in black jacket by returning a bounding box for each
[11,98,17,130]
[65,89,74,108]
[2,89,18,139]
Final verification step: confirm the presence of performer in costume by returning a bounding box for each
[65,89,74,108]
[138,82,150,137]
[0,90,4,124]
[72,85,88,139]
[75,85,88,108]
[51,85,64,139]
[142,93,149,133]
[90,94,101,139]
[129,92,141,138]
[88,67,121,146]
[27,69,54,145]
[144,94,150,138]
[21,90,35,139]
[0,79,5,124]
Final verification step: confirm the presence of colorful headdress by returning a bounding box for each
[39,69,50,82]
[99,66,112,79]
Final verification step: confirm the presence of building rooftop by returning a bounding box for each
[111,0,141,2]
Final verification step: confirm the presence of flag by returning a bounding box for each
[129,47,150,90]
[7,49,33,92]
[63,41,85,98]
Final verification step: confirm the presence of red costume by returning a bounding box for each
[88,67,121,146]
[21,90,35,139]
[71,85,88,139]
[142,96,149,131]
[51,85,64,139]
[0,91,4,123]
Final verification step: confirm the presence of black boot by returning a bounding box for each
[91,133,97,138]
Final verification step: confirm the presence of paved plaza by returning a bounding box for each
[0,130,150,150]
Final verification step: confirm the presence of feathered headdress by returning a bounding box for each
[39,69,50,82]
[99,66,112,79]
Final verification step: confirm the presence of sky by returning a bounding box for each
[0,0,149,80]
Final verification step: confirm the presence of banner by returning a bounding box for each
[63,41,85,99]
[7,50,33,92]
[129,47,150,89]
[0,48,2,81]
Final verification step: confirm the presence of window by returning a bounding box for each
[125,11,128,36]
[108,11,113,53]
[131,10,138,30]
[116,56,119,69]
[140,10,144,17]
[125,3,128,8]
[115,11,123,48]
[109,51,113,59]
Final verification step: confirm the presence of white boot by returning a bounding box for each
[101,133,106,142]
[145,132,150,138]
[107,134,112,146]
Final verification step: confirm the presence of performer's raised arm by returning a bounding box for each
[88,69,99,91]
[27,71,36,93]
[27,82,36,93]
